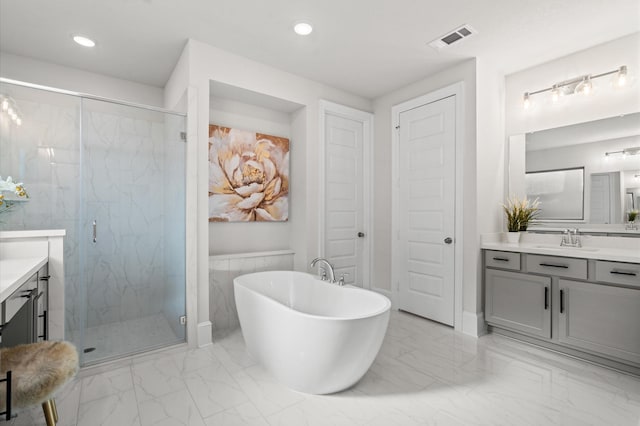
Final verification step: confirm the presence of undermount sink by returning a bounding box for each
[533,245,599,252]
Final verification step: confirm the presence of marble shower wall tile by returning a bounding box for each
[209,251,294,334]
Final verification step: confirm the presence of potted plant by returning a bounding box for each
[502,196,540,243]
[626,209,639,230]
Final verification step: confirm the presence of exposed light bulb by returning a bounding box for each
[551,85,560,103]
[1,99,7,111]
[16,117,22,126]
[582,76,592,95]
[523,92,531,109]
[617,65,627,87]
[7,107,13,116]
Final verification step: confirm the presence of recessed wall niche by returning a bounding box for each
[208,81,305,255]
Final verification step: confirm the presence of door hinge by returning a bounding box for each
[179,315,187,325]
[180,132,187,142]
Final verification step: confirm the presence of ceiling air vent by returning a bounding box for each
[429,24,477,49]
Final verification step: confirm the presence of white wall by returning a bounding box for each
[208,97,295,254]
[475,60,506,319]
[0,52,164,107]
[505,33,640,135]
[165,39,372,346]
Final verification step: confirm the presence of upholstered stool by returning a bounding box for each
[0,341,78,426]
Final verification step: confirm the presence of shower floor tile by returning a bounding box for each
[70,313,183,365]
[8,310,640,426]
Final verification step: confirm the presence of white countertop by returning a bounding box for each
[0,256,48,302]
[481,233,640,264]
[0,229,66,239]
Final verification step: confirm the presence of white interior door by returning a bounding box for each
[398,95,456,326]
[324,112,365,286]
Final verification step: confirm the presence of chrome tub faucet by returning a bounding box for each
[310,258,336,284]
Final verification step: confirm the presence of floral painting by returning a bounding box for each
[209,125,289,222]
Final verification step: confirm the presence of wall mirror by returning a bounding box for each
[509,112,640,225]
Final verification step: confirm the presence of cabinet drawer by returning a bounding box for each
[595,261,640,288]
[485,250,521,270]
[526,254,587,280]
[2,273,38,322]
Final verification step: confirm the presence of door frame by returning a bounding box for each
[318,100,374,289]
[391,82,465,331]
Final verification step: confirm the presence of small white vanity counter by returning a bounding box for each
[0,229,66,340]
[0,257,48,302]
[481,232,640,263]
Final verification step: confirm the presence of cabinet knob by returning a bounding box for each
[444,237,453,244]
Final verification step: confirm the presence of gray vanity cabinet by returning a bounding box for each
[485,269,551,338]
[558,279,640,365]
[484,249,640,373]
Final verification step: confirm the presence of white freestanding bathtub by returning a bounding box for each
[234,270,391,394]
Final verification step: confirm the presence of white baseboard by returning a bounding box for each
[462,311,487,337]
[197,321,212,347]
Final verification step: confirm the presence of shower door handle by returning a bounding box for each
[92,220,97,243]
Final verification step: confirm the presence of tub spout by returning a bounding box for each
[310,258,336,283]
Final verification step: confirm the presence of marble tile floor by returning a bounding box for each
[5,310,640,425]
[68,314,184,365]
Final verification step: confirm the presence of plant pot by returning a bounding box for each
[506,231,521,244]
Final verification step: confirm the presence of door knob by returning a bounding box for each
[357,232,365,238]
[444,237,453,244]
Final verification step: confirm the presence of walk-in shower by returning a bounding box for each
[0,79,186,365]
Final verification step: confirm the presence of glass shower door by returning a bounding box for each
[79,97,186,365]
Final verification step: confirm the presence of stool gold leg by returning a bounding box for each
[42,399,56,426]
[51,398,59,423]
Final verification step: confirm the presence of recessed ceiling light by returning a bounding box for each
[293,21,313,36]
[73,35,96,48]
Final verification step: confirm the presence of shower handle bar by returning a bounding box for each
[92,220,97,243]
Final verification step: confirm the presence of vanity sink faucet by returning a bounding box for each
[560,228,581,247]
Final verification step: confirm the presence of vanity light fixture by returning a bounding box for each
[293,21,313,36]
[0,95,22,126]
[605,146,640,157]
[522,65,628,109]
